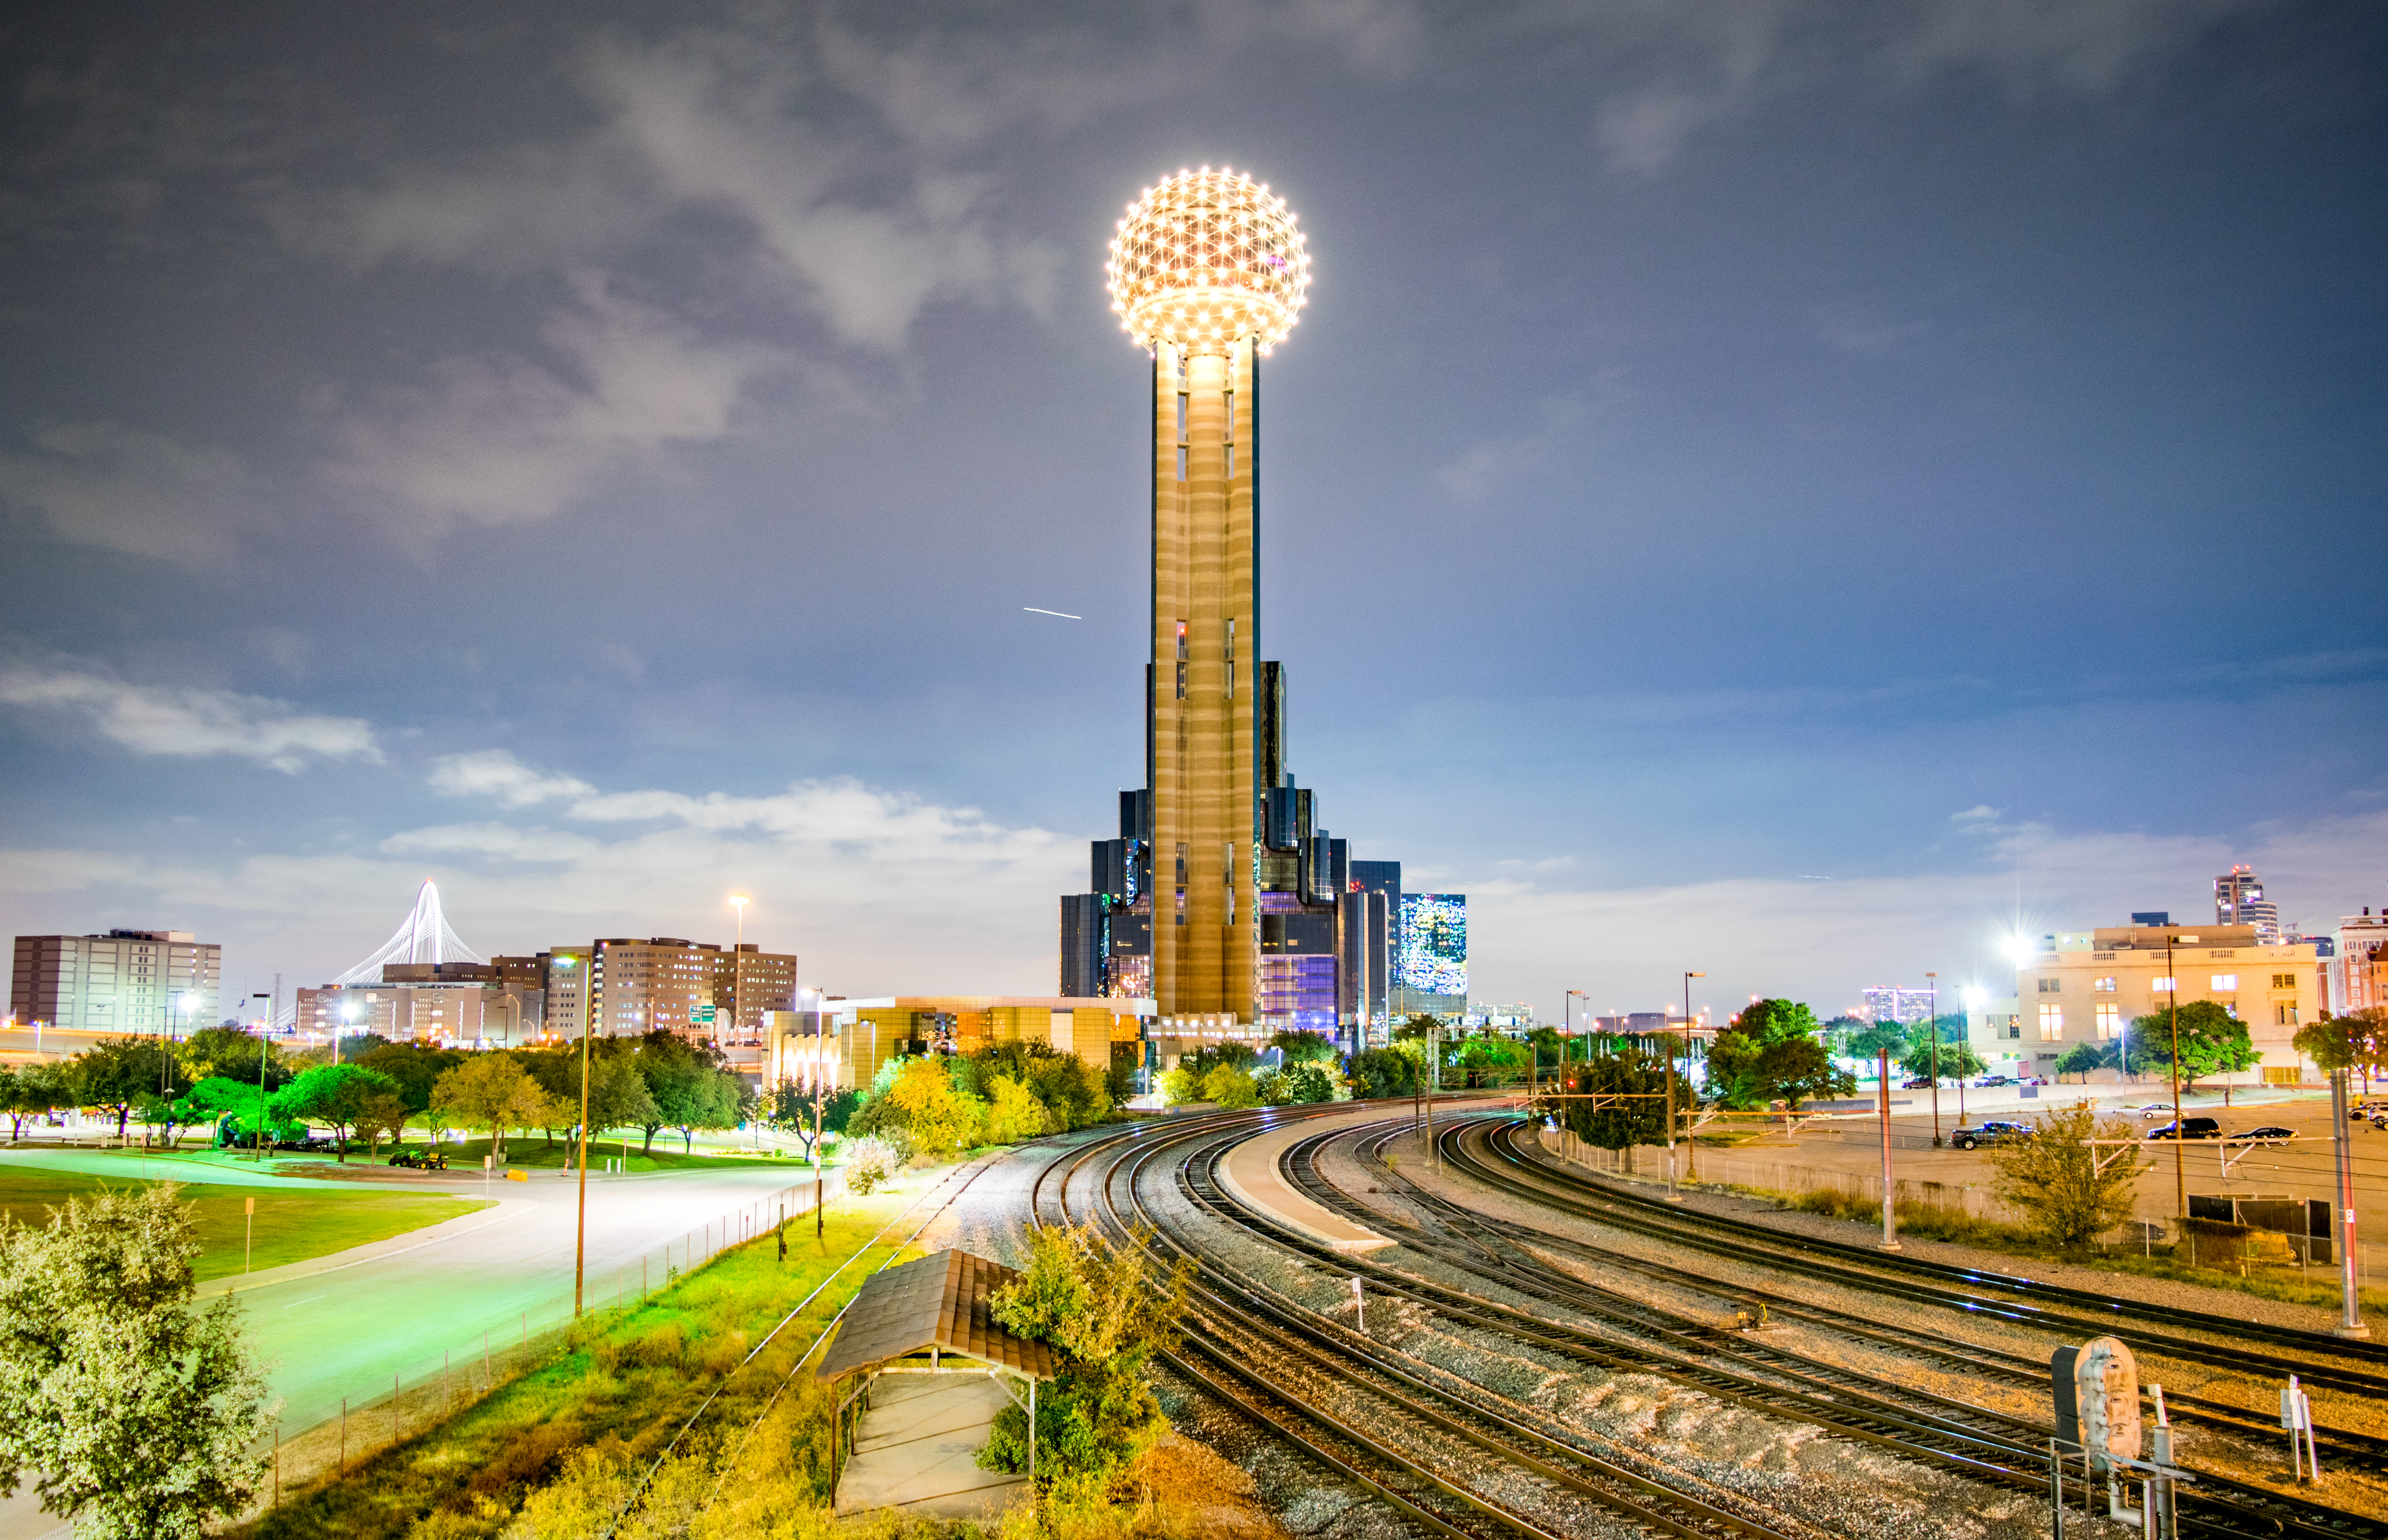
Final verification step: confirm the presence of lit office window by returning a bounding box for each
[2038,1004,2064,1041]
[2095,1003,2120,1039]
[2210,973,2236,990]
[2272,973,2295,988]
[2276,1002,2299,1026]
[2093,977,2116,993]
[2151,977,2176,992]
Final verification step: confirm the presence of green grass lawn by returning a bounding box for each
[420,1134,825,1174]
[237,1186,926,1539]
[0,1168,492,1282]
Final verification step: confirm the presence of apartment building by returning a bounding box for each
[10,929,221,1035]
[2015,919,2324,1084]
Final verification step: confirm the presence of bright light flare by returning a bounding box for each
[1107,166,1309,355]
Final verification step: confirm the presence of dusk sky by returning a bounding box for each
[2,2,2382,1023]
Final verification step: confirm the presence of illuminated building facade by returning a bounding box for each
[1391,893,1467,1017]
[9,929,220,1035]
[2215,864,2281,942]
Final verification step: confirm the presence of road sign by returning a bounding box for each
[691,1006,716,1025]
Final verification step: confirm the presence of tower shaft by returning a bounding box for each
[1150,338,1258,1019]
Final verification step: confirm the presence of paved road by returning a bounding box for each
[0,1151,834,1540]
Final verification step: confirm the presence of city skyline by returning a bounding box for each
[1,4,2383,1022]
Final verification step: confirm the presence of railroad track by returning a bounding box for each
[1383,1116,2388,1475]
[1025,1112,1807,1540]
[1468,1114,2388,1397]
[1161,1108,2373,1540]
[1318,1112,2378,1471]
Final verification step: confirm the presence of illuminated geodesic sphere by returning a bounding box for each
[1107,167,1309,355]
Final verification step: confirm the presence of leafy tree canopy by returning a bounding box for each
[1988,1101,2146,1250]
[173,1028,292,1091]
[2294,1008,2388,1080]
[1268,1030,1338,1065]
[0,1184,272,1538]
[2124,1001,2257,1088]
[354,1041,463,1113]
[272,1063,398,1160]
[1706,1001,1852,1110]
[1348,1047,1419,1100]
[2053,1041,2109,1082]
[1558,1046,1689,1151]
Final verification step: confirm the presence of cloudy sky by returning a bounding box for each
[2,1,2382,1022]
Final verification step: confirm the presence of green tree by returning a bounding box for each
[0,1064,70,1142]
[173,1027,293,1092]
[1897,1022,1986,1082]
[882,1057,985,1158]
[1156,1064,1201,1105]
[355,1091,410,1157]
[429,1053,548,1158]
[1268,1030,1337,1065]
[1278,1061,1342,1104]
[274,1063,398,1160]
[68,1039,188,1141]
[982,1076,1053,1144]
[1842,1020,1908,1073]
[1348,1046,1419,1099]
[982,1222,1190,1487]
[2053,1041,2108,1084]
[1451,1032,1531,1088]
[355,1040,463,1114]
[1201,1062,1259,1110]
[2294,1008,2388,1088]
[1987,1101,2146,1250]
[1559,1046,1691,1163]
[1705,1000,1853,1109]
[0,1184,273,1538]
[583,1053,659,1150]
[2124,1001,2257,1090]
[630,1031,745,1154]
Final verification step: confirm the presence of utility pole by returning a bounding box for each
[1877,1047,1899,1250]
[1679,973,1705,1189]
[2330,1064,2370,1337]
[813,999,827,1239]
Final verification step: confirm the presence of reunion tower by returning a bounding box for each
[1065,168,1342,1030]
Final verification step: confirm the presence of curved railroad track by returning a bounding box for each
[1008,1104,2381,1540]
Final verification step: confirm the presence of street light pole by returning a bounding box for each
[2166,932,2197,1228]
[1877,1046,1899,1250]
[1927,973,1941,1148]
[1674,973,1705,1197]
[560,956,588,1316]
[730,895,749,1051]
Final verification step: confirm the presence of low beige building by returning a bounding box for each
[756,996,1152,1093]
[2014,920,2324,1085]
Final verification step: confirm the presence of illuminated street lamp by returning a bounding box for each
[2163,932,2199,1224]
[558,954,589,1316]
[1671,973,1705,1198]
[729,895,749,1048]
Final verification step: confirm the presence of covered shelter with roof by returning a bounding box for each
[817,1248,1057,1518]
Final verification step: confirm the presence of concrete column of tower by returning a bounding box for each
[1149,338,1258,1019]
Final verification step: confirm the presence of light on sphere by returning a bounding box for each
[1106,166,1309,356]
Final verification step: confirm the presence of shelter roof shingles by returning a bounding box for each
[816,1249,1057,1383]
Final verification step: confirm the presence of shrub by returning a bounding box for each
[843,1137,898,1195]
[1201,1064,1258,1111]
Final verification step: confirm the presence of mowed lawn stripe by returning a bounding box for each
[0,1169,492,1281]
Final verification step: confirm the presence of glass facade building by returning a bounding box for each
[1396,893,1468,998]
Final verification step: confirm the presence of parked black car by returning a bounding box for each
[1951,1121,2035,1150]
[2145,1116,2222,1140]
[2227,1126,2294,1146]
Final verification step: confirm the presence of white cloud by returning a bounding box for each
[327,276,787,527]
[428,749,596,807]
[379,823,600,863]
[0,661,379,772]
[1436,379,1627,502]
[0,421,260,566]
[1812,299,1934,357]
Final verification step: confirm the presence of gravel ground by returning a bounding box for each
[1133,1107,2137,1540]
[1380,1115,2388,1518]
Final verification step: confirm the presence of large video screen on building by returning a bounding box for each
[1396,892,1467,995]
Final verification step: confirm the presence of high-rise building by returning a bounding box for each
[579,937,796,1041]
[10,929,221,1036]
[1058,169,1413,1036]
[1392,893,1467,1017]
[2330,905,2388,1015]
[1860,986,1938,1025]
[2215,865,2280,942]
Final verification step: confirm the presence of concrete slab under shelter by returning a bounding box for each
[834,1374,1026,1521]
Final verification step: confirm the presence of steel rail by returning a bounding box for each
[1026,1112,1800,1540]
[1184,1112,2356,1540]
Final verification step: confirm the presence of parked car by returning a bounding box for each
[2227,1126,2295,1146]
[2145,1117,2223,1141]
[2354,1101,2388,1122]
[1901,1076,1937,1089]
[1972,1075,2014,1088]
[2135,1103,2176,1119]
[1951,1120,2035,1150]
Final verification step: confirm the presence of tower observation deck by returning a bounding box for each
[1062,170,1408,1043]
